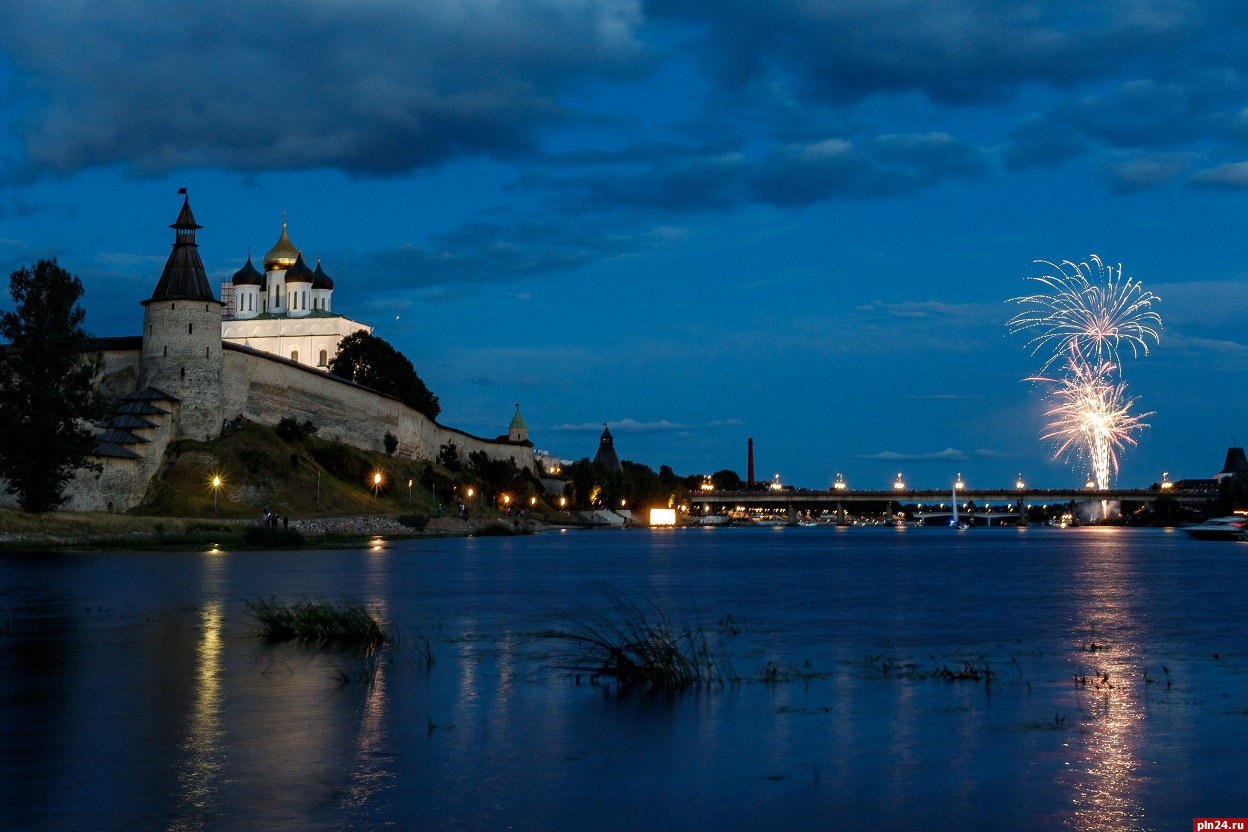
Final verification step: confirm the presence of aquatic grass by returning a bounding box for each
[541,590,724,690]
[245,596,386,648]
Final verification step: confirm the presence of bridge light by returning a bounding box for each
[1160,472,1172,490]
[954,473,964,491]
[1016,474,1025,489]
[893,473,905,490]
[832,473,847,491]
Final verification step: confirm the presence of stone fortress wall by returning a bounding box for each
[220,343,534,467]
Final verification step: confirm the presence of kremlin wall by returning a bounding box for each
[9,195,536,513]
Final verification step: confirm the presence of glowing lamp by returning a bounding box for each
[893,473,905,491]
[955,473,964,491]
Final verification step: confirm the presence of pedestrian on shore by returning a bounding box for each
[283,515,289,530]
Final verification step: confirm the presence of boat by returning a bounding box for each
[1183,516,1248,541]
[951,486,969,530]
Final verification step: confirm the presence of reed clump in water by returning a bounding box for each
[543,590,722,690]
[246,597,386,648]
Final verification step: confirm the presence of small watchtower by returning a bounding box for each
[508,405,529,443]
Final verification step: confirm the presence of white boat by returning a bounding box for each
[1183,516,1248,541]
[951,487,968,530]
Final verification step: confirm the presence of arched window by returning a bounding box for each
[291,350,299,363]
[318,349,328,366]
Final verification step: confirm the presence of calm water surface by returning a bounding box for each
[1,526,1245,830]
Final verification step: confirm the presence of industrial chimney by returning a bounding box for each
[747,437,755,489]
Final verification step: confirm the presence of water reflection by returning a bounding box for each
[1060,531,1148,832]
[168,601,224,831]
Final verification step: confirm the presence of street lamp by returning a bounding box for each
[211,474,222,513]
[559,496,566,509]
[373,471,382,503]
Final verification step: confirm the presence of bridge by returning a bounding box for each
[689,487,1211,525]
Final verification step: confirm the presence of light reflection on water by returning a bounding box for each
[1,527,1246,830]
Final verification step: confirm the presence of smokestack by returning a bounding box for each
[747,437,755,489]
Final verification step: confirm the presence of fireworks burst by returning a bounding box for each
[1007,255,1162,372]
[1030,349,1153,491]
[1008,254,1162,492]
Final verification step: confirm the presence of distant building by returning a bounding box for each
[220,221,371,370]
[593,424,623,473]
[1216,446,1248,482]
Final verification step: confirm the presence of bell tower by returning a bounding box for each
[139,190,224,440]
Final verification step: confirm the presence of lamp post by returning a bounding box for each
[373,472,382,504]
[211,475,221,513]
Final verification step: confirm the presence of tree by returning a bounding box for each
[0,260,110,513]
[328,331,440,419]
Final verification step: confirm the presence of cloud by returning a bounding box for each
[549,417,740,433]
[853,447,969,462]
[334,217,668,290]
[0,0,643,178]
[1189,161,1248,189]
[908,394,986,401]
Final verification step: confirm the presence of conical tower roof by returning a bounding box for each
[593,423,622,473]
[145,193,217,303]
[1219,447,1248,477]
[510,407,527,431]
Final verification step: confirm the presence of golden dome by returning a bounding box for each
[263,221,299,272]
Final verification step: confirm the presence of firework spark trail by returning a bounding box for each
[1008,254,1161,492]
[1008,255,1161,373]
[1028,348,1153,491]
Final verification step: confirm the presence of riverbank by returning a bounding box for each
[0,506,575,550]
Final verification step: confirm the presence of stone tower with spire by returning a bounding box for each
[139,191,224,440]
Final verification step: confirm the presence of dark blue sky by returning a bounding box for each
[0,1,1245,489]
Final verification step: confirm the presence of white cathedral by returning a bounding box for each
[219,221,370,369]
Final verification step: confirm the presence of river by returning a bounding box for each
[1,525,1244,830]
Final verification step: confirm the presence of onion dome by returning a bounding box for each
[263,221,299,271]
[284,251,314,285]
[231,253,263,286]
[312,258,335,290]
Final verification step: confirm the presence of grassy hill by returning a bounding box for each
[135,421,445,521]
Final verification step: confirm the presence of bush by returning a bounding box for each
[309,442,369,483]
[276,417,317,443]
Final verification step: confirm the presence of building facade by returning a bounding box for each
[219,221,371,369]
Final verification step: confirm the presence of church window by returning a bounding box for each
[291,350,299,362]
[318,349,328,366]
[303,290,308,310]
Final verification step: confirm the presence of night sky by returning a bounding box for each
[0,2,1245,490]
